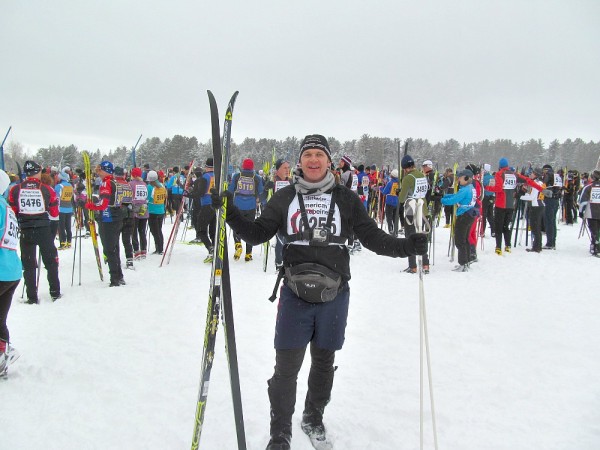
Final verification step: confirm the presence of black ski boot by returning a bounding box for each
[265,433,291,450]
[301,343,336,449]
[267,348,306,450]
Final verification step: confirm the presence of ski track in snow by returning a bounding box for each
[1,220,599,449]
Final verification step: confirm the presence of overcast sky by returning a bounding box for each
[1,0,599,154]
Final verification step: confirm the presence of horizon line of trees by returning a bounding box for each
[3,135,600,175]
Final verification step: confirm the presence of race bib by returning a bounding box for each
[134,183,148,200]
[274,180,290,192]
[350,174,358,192]
[153,186,167,205]
[19,189,46,214]
[1,207,19,250]
[503,173,517,190]
[287,193,341,238]
[411,177,429,199]
[553,174,563,187]
[467,188,477,208]
[60,185,74,202]
[591,187,600,204]
[361,176,369,195]
[115,182,133,205]
[236,175,256,196]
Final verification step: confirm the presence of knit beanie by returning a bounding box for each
[23,160,42,176]
[298,134,332,161]
[401,155,415,169]
[100,161,114,174]
[275,158,287,170]
[242,159,254,170]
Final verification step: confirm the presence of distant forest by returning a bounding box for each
[4,135,600,174]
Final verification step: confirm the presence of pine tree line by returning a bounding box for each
[3,135,600,174]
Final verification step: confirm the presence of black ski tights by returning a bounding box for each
[267,343,336,442]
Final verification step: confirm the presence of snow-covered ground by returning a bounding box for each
[2,218,599,450]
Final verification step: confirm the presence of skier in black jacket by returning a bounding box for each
[213,134,428,450]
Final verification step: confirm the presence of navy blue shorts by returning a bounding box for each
[274,283,350,351]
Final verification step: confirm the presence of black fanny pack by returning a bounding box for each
[282,263,341,303]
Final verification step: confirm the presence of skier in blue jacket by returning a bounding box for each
[380,169,401,235]
[441,169,477,271]
[228,158,264,261]
[54,171,75,249]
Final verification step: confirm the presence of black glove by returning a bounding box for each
[404,233,429,256]
[579,210,584,219]
[210,188,233,209]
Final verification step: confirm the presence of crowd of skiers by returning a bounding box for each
[338,157,600,270]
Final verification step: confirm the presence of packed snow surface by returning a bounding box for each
[2,220,599,449]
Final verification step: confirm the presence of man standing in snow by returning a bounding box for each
[379,168,401,234]
[212,134,428,450]
[485,157,517,255]
[263,158,292,271]
[188,158,217,263]
[338,155,362,253]
[54,171,75,250]
[481,163,496,237]
[114,167,135,269]
[355,164,369,210]
[397,154,431,274]
[228,158,264,262]
[8,160,61,303]
[86,161,125,287]
[541,164,562,249]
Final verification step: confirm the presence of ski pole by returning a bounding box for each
[511,202,519,247]
[181,211,190,241]
[414,199,439,450]
[430,215,435,266]
[78,223,82,285]
[36,249,41,290]
[516,203,526,246]
[578,217,586,239]
[524,205,530,247]
[71,225,78,286]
